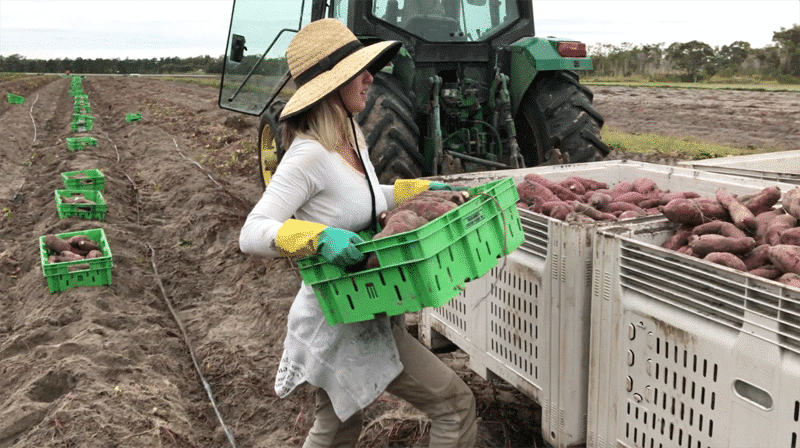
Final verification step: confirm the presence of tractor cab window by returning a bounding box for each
[372,0,519,42]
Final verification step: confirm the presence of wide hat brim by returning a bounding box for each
[279,40,401,121]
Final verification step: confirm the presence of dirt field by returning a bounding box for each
[0,75,798,448]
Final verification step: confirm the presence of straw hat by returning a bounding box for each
[279,18,401,121]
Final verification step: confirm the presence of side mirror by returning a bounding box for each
[386,0,399,24]
[466,0,486,5]
[230,34,247,63]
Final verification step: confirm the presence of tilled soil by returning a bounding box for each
[1,76,797,448]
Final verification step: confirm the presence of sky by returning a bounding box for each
[0,0,798,60]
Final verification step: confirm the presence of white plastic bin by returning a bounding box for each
[588,218,800,448]
[678,150,800,184]
[419,160,798,448]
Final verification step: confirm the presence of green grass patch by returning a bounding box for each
[601,126,784,160]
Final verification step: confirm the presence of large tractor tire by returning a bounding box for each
[357,72,423,183]
[257,100,286,189]
[515,70,610,166]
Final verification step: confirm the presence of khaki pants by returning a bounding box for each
[303,324,477,448]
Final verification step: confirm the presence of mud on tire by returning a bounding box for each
[357,72,423,183]
[516,70,610,166]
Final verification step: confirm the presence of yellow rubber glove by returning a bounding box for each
[275,219,365,267]
[393,179,468,204]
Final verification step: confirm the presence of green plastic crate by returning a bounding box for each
[6,93,24,104]
[73,103,91,114]
[61,169,105,192]
[39,228,112,293]
[297,177,524,325]
[125,112,142,122]
[66,136,98,151]
[55,189,107,221]
[71,114,94,132]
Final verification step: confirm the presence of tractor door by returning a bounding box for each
[218,0,313,116]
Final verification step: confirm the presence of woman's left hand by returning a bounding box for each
[428,181,468,191]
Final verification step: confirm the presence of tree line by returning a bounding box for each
[2,24,798,83]
[589,24,800,82]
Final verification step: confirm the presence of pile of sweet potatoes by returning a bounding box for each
[658,184,800,288]
[515,173,699,223]
[44,234,103,271]
[59,192,97,205]
[364,190,471,268]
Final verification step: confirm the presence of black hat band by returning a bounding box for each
[294,40,365,87]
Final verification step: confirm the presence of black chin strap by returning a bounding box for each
[343,100,377,232]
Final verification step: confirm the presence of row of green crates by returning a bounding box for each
[41,78,112,293]
[43,169,112,293]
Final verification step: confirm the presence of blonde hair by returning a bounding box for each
[280,94,366,153]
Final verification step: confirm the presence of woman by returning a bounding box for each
[239,18,477,448]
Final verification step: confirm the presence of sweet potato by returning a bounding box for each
[754,209,786,245]
[688,234,756,257]
[603,202,647,215]
[383,197,456,225]
[541,201,571,216]
[613,192,649,205]
[748,265,782,280]
[517,180,559,207]
[703,252,747,271]
[656,191,700,206]
[558,177,586,195]
[516,201,528,210]
[378,209,431,234]
[631,178,657,195]
[548,183,582,202]
[569,176,608,191]
[691,221,747,239]
[618,210,648,220]
[660,198,728,225]
[587,192,613,210]
[716,188,756,231]
[413,190,469,205]
[572,202,616,221]
[767,245,800,275]
[608,181,634,198]
[741,186,781,216]
[59,250,85,262]
[566,212,596,224]
[74,238,100,252]
[777,273,800,288]
[780,227,800,246]
[765,214,798,246]
[86,250,103,259]
[522,173,560,191]
[661,225,693,251]
[44,234,73,254]
[550,204,573,221]
[60,194,96,205]
[742,244,772,271]
[782,187,800,220]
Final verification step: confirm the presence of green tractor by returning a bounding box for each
[219,0,609,187]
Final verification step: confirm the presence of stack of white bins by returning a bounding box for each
[420,160,799,448]
[678,149,800,184]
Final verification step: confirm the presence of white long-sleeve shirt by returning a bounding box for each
[239,137,402,421]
